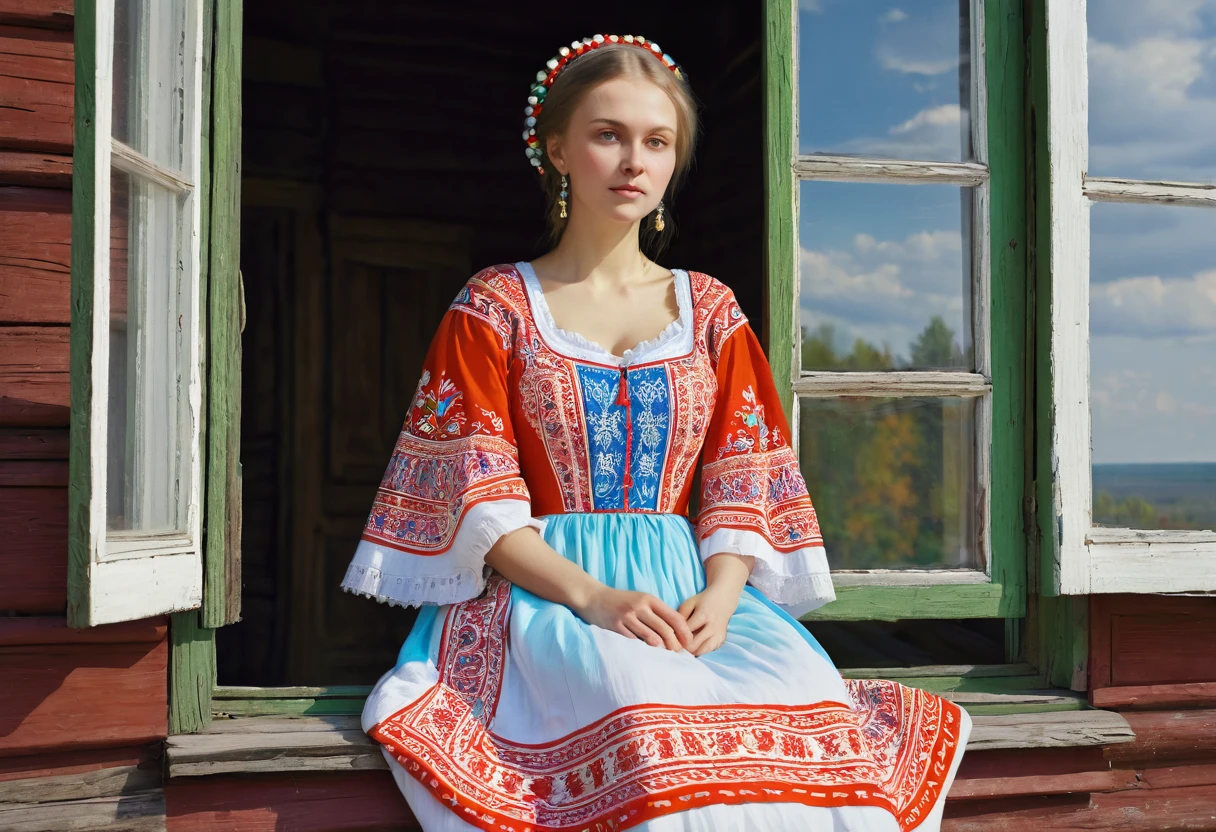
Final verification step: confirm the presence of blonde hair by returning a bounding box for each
[533,44,701,255]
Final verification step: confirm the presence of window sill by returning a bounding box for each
[166,706,1136,779]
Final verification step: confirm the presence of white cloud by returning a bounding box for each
[1090,270,1216,338]
[881,8,908,24]
[876,48,956,76]
[799,229,966,360]
[831,104,965,161]
[799,0,824,13]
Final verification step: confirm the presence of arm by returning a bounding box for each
[485,526,694,652]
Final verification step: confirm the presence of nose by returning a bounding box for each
[619,139,646,175]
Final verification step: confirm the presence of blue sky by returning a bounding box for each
[796,0,1216,465]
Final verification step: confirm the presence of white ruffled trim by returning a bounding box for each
[341,500,546,607]
[698,528,836,619]
[515,260,695,366]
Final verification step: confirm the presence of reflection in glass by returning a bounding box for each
[107,168,190,533]
[799,180,973,371]
[798,0,972,161]
[1087,0,1216,182]
[799,396,978,570]
[1090,202,1216,531]
[112,0,188,169]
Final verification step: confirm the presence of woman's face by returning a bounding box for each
[548,76,679,227]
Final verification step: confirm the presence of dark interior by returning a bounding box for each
[219,0,1006,686]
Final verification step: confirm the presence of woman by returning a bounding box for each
[342,33,971,832]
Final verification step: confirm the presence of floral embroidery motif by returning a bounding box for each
[627,366,671,510]
[577,365,629,508]
[363,432,530,554]
[718,384,785,458]
[698,446,823,551]
[408,370,504,439]
[372,573,962,832]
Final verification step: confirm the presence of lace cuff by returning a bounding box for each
[698,528,836,618]
[341,499,545,607]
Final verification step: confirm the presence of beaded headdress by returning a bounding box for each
[523,34,684,176]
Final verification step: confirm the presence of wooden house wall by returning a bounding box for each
[0,0,169,807]
[4,0,1216,828]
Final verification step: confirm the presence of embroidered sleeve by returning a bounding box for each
[341,300,544,607]
[694,317,835,617]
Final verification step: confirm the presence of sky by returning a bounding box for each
[796,0,1216,465]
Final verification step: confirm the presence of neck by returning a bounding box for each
[540,211,653,289]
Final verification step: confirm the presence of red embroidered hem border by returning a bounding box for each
[370,575,964,832]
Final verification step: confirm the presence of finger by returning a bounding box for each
[685,609,708,632]
[625,615,664,648]
[691,626,719,656]
[613,623,637,640]
[638,607,682,652]
[652,601,696,649]
[677,597,697,618]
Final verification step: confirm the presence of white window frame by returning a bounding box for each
[791,0,995,589]
[1046,0,1216,595]
[70,0,206,626]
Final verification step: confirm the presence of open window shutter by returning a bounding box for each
[1044,0,1216,597]
[201,0,243,628]
[68,0,209,626]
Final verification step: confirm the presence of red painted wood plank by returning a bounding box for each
[0,26,73,152]
[1111,611,1216,686]
[1093,682,1216,710]
[0,743,154,780]
[0,150,71,187]
[0,327,69,425]
[1088,593,1113,692]
[0,458,66,485]
[0,185,72,324]
[0,486,66,612]
[0,426,68,458]
[0,616,167,646]
[948,769,1132,801]
[944,786,1216,831]
[1106,709,1216,767]
[0,2,73,30]
[0,635,168,757]
[165,771,419,832]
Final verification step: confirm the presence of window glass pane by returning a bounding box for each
[798,396,979,569]
[107,168,191,533]
[799,180,973,371]
[113,0,189,170]
[1090,202,1216,531]
[798,0,972,161]
[1087,1,1216,182]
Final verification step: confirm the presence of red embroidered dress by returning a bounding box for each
[342,262,971,832]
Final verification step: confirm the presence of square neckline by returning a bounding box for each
[514,260,694,366]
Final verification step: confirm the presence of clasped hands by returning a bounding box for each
[573,552,755,657]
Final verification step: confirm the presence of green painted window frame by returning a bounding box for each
[762,0,1028,624]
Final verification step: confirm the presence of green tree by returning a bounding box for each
[909,316,967,368]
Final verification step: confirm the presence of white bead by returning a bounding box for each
[608,35,619,42]
[530,158,541,166]
[559,46,570,56]
[528,95,538,105]
[582,37,592,45]
[571,40,580,49]
[536,70,546,81]
[525,106,533,116]
[593,34,604,43]
[546,58,558,70]
[650,43,661,52]
[525,116,536,127]
[522,130,531,140]
[624,35,634,43]
[529,128,535,135]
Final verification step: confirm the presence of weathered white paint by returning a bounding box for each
[831,569,991,587]
[88,551,203,625]
[1047,0,1216,595]
[1046,0,1093,595]
[79,0,206,625]
[795,156,990,187]
[794,372,991,398]
[1085,176,1216,207]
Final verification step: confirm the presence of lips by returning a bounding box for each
[611,185,644,195]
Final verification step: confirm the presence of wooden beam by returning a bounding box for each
[966,710,1135,751]
[0,3,73,30]
[0,616,165,646]
[793,371,991,398]
[1092,683,1216,710]
[0,793,165,832]
[795,155,990,186]
[0,151,71,187]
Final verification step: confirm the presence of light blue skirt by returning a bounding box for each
[365,512,969,832]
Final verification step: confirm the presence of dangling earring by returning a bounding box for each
[559,174,569,219]
[654,200,665,232]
